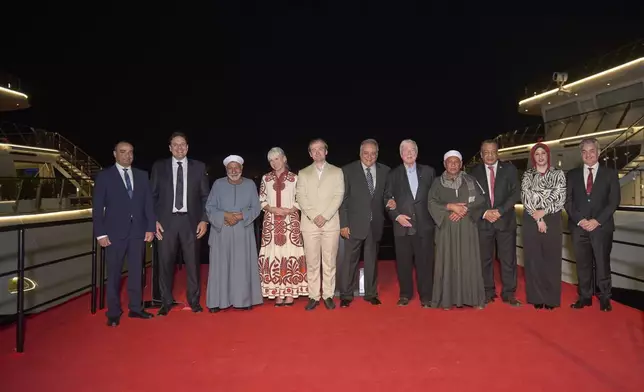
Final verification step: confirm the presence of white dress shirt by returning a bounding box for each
[316,162,326,180]
[361,162,376,189]
[583,162,599,184]
[172,157,188,213]
[115,162,134,191]
[485,160,498,198]
[97,163,133,240]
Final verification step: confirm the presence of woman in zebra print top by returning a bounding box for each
[520,142,566,310]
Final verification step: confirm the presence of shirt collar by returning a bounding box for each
[361,162,374,171]
[584,162,599,171]
[405,163,416,172]
[172,156,187,165]
[487,161,498,170]
[115,162,130,171]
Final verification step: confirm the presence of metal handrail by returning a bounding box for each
[0,218,97,353]
[599,113,644,155]
[465,97,644,169]
[520,38,644,100]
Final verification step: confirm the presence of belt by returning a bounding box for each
[172,212,188,216]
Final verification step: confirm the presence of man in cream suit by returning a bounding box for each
[296,138,345,311]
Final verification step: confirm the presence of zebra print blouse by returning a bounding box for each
[520,167,566,215]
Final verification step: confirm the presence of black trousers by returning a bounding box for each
[157,213,201,307]
[479,225,517,300]
[105,237,144,318]
[523,211,563,306]
[571,225,613,300]
[339,228,379,300]
[393,231,434,301]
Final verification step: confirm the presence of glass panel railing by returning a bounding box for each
[0,177,93,214]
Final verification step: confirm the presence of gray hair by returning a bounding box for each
[267,147,286,161]
[579,137,600,152]
[359,138,379,154]
[399,139,418,155]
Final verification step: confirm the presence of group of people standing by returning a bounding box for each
[92,131,620,327]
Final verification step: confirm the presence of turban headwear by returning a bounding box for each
[443,150,462,161]
[223,155,244,166]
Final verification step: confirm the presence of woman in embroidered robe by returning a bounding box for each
[521,142,566,309]
[428,150,487,310]
[258,147,308,306]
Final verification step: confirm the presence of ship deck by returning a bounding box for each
[1,262,643,391]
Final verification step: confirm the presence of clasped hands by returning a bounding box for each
[578,218,600,232]
[448,202,469,222]
[224,211,244,226]
[268,206,295,217]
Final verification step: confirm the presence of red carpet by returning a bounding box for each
[1,261,643,392]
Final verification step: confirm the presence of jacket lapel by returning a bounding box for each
[112,165,130,199]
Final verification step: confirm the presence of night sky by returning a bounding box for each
[2,3,642,178]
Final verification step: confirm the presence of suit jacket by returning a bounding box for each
[564,165,620,232]
[295,162,345,231]
[383,163,436,237]
[470,161,520,231]
[150,157,210,230]
[92,165,156,240]
[339,161,391,241]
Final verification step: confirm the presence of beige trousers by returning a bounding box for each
[302,217,340,301]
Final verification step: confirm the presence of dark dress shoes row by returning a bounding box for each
[107,310,154,327]
[533,304,557,310]
[570,297,612,311]
[340,297,382,308]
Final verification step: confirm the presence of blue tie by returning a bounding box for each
[123,168,133,198]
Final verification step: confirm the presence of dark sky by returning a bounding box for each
[2,3,642,177]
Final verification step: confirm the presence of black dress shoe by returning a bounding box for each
[544,305,556,310]
[305,299,319,311]
[397,297,410,306]
[106,317,120,327]
[323,298,336,310]
[208,307,221,313]
[503,298,522,307]
[570,298,592,309]
[600,298,612,312]
[157,303,175,316]
[340,299,351,308]
[365,297,381,305]
[420,300,432,308]
[191,304,203,313]
[533,304,544,309]
[128,310,154,319]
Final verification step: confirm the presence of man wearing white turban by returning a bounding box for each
[204,154,263,311]
[428,150,487,309]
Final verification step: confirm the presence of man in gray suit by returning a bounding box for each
[338,139,391,307]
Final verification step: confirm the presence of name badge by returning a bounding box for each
[468,196,476,203]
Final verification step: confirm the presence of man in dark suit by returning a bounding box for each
[93,141,156,327]
[565,137,620,312]
[338,139,391,307]
[383,139,436,307]
[150,131,210,315]
[471,139,521,306]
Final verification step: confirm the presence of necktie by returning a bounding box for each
[586,167,593,195]
[488,165,495,207]
[175,161,184,210]
[123,168,133,199]
[366,167,374,196]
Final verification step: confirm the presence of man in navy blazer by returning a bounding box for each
[93,141,156,327]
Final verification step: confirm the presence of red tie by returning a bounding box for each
[586,168,594,195]
[488,165,495,206]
